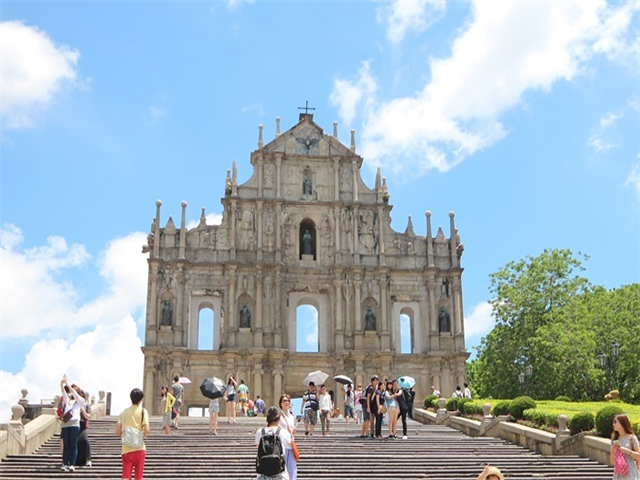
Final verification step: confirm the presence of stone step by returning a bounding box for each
[0,416,614,480]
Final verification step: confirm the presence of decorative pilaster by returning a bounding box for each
[256,201,263,261]
[275,153,282,198]
[334,277,344,351]
[254,271,263,348]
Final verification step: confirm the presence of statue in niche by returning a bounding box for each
[302,229,313,255]
[358,210,377,253]
[239,303,251,328]
[442,278,450,298]
[237,209,254,250]
[264,212,275,250]
[438,306,451,333]
[303,176,312,196]
[161,299,172,326]
[364,307,376,331]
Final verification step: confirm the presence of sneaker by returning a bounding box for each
[213,431,217,435]
[402,435,408,440]
[61,465,68,471]
[68,465,75,472]
[86,461,92,467]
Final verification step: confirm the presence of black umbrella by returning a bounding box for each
[200,377,227,400]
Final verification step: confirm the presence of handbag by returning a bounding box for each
[614,448,628,475]
[379,404,387,415]
[121,409,146,449]
[62,409,73,423]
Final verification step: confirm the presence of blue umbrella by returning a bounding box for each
[398,376,416,389]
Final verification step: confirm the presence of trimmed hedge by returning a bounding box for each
[509,396,537,420]
[456,397,473,414]
[569,412,595,435]
[463,400,485,416]
[423,395,438,409]
[554,395,572,402]
[595,405,624,438]
[492,400,512,417]
[446,397,458,411]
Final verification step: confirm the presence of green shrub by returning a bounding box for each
[492,400,512,417]
[554,395,571,402]
[424,395,438,409]
[595,405,624,438]
[457,398,472,414]
[509,396,537,420]
[445,397,458,411]
[569,412,595,435]
[632,420,640,435]
[463,401,484,416]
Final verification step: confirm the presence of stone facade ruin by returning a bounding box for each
[141,114,469,414]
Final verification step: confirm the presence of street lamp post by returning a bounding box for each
[519,365,533,394]
[597,340,620,391]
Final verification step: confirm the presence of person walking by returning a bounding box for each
[319,385,332,436]
[76,390,92,467]
[278,395,298,480]
[255,395,266,416]
[374,380,384,439]
[354,384,364,425]
[59,376,86,472]
[363,376,378,438]
[160,386,175,436]
[301,381,318,436]
[226,375,238,423]
[209,397,220,435]
[385,380,400,439]
[611,414,640,480]
[463,382,472,398]
[397,383,411,440]
[238,379,250,417]
[344,384,355,424]
[170,376,184,429]
[116,388,149,480]
[255,407,291,480]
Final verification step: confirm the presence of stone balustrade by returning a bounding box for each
[0,388,109,460]
[413,404,614,467]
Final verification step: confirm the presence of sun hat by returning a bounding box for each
[485,466,505,480]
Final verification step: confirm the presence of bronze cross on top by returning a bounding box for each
[298,101,316,115]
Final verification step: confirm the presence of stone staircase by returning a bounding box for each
[0,415,613,479]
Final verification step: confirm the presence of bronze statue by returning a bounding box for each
[438,306,450,333]
[239,303,251,328]
[161,299,172,326]
[302,229,312,255]
[364,307,376,331]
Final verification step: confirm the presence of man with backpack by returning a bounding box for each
[301,381,319,436]
[255,406,291,480]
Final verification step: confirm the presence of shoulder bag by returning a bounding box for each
[121,409,146,449]
[281,412,300,462]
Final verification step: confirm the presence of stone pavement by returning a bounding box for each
[0,415,613,479]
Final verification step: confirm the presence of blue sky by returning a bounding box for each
[1,0,639,419]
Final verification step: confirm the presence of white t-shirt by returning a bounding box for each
[319,393,332,412]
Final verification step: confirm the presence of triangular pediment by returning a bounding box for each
[260,115,354,157]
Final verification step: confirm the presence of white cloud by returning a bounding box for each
[186,212,223,230]
[0,316,144,423]
[331,1,639,177]
[0,225,147,339]
[147,105,166,123]
[227,0,255,11]
[464,301,494,341]
[626,163,640,200]
[588,97,639,154]
[0,21,80,129]
[378,0,446,45]
[329,62,377,126]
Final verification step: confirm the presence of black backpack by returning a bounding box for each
[256,427,285,476]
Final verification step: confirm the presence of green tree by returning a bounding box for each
[469,249,640,402]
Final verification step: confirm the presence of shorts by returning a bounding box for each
[363,409,371,422]
[239,396,248,404]
[226,393,236,402]
[344,405,354,418]
[304,408,318,425]
[209,403,220,414]
[174,399,182,412]
[162,412,171,427]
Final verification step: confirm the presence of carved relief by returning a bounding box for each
[358,210,377,254]
[263,164,274,189]
[263,207,275,250]
[237,208,255,250]
[341,209,353,253]
[321,212,334,263]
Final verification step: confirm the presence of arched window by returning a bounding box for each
[299,219,316,260]
[296,304,319,352]
[198,307,214,350]
[400,313,412,354]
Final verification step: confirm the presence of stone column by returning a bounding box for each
[354,277,362,349]
[253,368,263,401]
[254,271,263,348]
[256,201,263,261]
[230,202,237,260]
[152,200,161,258]
[352,205,359,263]
[379,274,390,350]
[377,206,385,264]
[333,159,340,201]
[227,266,236,347]
[426,211,434,267]
[175,269,185,346]
[334,205,341,263]
[334,278,344,351]
[274,269,283,348]
[257,155,263,198]
[273,369,283,407]
[352,161,359,202]
[275,153,282,198]
[427,280,438,350]
[275,205,282,263]
[148,267,159,330]
[145,366,155,414]
[179,201,187,259]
